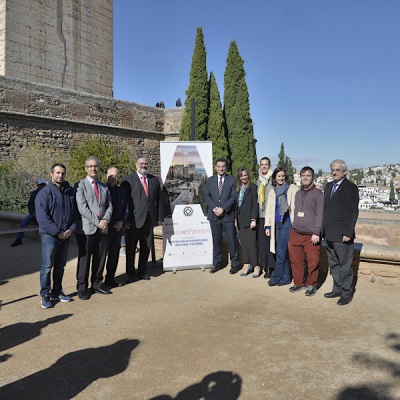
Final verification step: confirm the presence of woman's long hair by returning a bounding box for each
[236,167,251,192]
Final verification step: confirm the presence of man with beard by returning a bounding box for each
[35,163,77,308]
[121,156,163,282]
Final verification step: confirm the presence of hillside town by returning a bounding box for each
[292,164,400,211]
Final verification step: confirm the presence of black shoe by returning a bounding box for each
[324,291,341,299]
[289,285,305,293]
[276,282,289,286]
[78,290,91,300]
[337,297,352,305]
[140,275,151,281]
[11,239,22,247]
[229,268,238,275]
[267,280,277,287]
[94,285,112,295]
[106,280,124,288]
[210,263,221,273]
[126,276,136,284]
[305,287,317,297]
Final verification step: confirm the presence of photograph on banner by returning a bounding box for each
[160,141,213,271]
[160,142,213,217]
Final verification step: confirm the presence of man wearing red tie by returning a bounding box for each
[76,156,113,299]
[121,156,163,282]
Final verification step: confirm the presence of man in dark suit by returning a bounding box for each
[76,156,113,300]
[104,167,127,288]
[323,159,359,305]
[205,157,240,274]
[121,156,163,282]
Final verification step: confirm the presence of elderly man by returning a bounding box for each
[121,156,163,282]
[35,163,76,308]
[205,157,240,274]
[76,156,113,300]
[322,159,359,305]
[104,167,127,288]
[288,166,324,296]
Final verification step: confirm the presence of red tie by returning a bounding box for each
[93,180,100,203]
[218,176,223,195]
[141,175,148,197]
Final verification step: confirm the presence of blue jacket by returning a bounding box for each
[35,181,77,236]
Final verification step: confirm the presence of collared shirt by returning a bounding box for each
[137,171,148,185]
[86,176,98,193]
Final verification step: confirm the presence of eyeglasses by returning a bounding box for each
[86,165,99,169]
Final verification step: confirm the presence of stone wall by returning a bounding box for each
[0,0,113,97]
[0,76,185,176]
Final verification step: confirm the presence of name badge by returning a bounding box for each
[297,212,304,217]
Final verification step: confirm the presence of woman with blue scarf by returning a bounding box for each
[264,168,298,286]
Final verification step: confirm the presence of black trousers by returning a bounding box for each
[125,214,152,279]
[105,227,123,284]
[76,230,108,293]
[258,217,276,271]
[210,219,239,269]
[239,226,259,267]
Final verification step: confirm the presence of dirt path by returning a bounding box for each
[0,233,399,400]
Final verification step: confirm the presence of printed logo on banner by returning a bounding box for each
[183,206,193,216]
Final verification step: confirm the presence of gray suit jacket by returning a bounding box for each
[76,177,113,235]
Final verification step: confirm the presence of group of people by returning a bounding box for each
[205,157,359,306]
[31,155,162,308]
[16,152,359,309]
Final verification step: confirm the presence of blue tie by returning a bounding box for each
[330,182,339,198]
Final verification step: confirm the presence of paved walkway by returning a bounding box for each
[0,232,399,399]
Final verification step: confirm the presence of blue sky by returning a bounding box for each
[113,0,400,172]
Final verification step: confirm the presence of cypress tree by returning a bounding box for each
[207,72,229,164]
[179,28,209,141]
[223,40,257,180]
[390,180,396,202]
[277,142,296,183]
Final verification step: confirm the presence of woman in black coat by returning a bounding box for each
[236,167,260,277]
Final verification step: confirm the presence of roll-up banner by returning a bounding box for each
[160,141,213,272]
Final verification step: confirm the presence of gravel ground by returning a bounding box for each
[0,233,399,400]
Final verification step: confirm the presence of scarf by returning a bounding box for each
[258,169,272,207]
[274,182,290,222]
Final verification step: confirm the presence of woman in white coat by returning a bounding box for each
[264,168,298,286]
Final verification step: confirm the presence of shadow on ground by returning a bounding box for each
[149,371,242,400]
[336,332,400,400]
[0,338,139,399]
[0,314,73,353]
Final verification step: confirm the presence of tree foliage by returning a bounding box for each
[277,143,296,184]
[207,72,229,167]
[390,180,396,202]
[68,136,132,183]
[223,40,257,180]
[179,27,209,141]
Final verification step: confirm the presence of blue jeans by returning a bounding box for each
[40,234,70,298]
[270,220,292,285]
[16,214,36,241]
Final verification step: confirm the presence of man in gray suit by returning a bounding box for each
[76,156,113,300]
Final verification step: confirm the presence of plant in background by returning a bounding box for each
[68,135,132,183]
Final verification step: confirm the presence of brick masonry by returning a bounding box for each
[0,0,113,97]
[0,76,184,176]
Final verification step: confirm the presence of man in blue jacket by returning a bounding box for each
[35,163,77,309]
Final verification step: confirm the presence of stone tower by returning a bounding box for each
[0,0,113,97]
